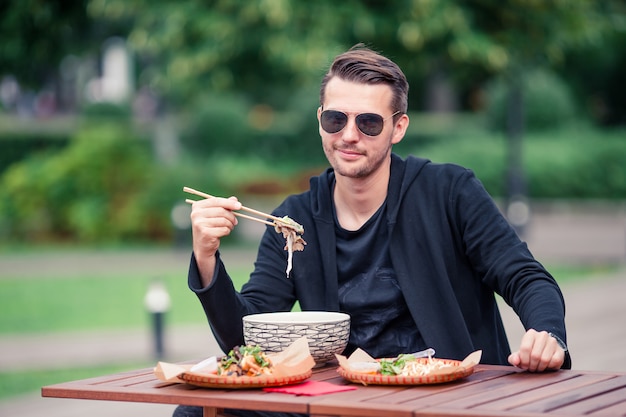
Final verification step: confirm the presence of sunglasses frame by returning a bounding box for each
[320,109,401,137]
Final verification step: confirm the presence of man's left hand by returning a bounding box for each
[508,329,565,372]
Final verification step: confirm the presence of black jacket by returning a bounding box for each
[189,153,570,367]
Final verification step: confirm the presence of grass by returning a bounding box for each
[0,266,252,335]
[549,264,620,282]
[0,363,149,400]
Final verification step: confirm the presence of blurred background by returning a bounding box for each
[1,1,625,416]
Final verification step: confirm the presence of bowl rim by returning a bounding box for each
[242,311,350,324]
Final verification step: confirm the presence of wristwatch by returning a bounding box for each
[549,332,568,352]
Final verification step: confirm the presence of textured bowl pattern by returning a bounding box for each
[243,312,350,365]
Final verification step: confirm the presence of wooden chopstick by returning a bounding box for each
[183,187,283,227]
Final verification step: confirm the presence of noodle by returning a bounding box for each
[274,216,306,277]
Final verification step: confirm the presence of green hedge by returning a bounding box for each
[0,114,77,175]
[0,133,71,175]
[178,90,327,165]
[524,129,626,198]
[485,69,578,132]
[0,123,161,242]
[413,124,626,199]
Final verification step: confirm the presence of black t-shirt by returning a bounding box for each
[334,200,426,358]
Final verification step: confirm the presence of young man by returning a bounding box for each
[177,43,569,417]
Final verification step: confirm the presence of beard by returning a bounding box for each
[323,139,393,179]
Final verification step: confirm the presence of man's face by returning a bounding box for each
[318,77,406,179]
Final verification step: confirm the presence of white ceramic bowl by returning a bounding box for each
[242,311,350,365]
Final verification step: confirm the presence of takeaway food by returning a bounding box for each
[218,345,274,377]
[378,354,453,376]
[347,353,454,377]
[336,349,482,386]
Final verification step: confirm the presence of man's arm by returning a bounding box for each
[190,196,242,288]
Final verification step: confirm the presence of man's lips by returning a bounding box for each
[336,148,363,159]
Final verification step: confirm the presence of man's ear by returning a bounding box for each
[391,113,410,145]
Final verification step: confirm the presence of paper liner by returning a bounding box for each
[335,349,482,386]
[154,336,316,388]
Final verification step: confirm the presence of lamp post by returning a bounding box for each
[144,280,171,360]
[505,69,530,237]
[171,202,192,248]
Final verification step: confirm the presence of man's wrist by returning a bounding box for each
[549,332,568,352]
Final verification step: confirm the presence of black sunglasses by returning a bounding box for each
[320,109,401,137]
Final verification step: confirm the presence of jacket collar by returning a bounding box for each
[311,153,430,224]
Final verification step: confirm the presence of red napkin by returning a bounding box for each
[263,380,357,396]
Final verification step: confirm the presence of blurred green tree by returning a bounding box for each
[2,0,624,119]
[0,0,126,89]
[84,0,624,109]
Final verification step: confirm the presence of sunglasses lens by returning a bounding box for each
[355,113,384,136]
[321,110,348,134]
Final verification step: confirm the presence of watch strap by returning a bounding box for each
[549,332,568,352]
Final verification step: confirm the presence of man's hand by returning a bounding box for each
[508,329,566,372]
[190,196,242,287]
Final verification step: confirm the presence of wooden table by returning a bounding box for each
[42,363,626,417]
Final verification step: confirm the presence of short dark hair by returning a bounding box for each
[320,44,408,114]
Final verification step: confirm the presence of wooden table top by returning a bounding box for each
[42,363,626,417]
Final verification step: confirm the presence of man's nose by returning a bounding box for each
[341,117,360,141]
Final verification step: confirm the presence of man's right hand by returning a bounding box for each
[190,196,242,287]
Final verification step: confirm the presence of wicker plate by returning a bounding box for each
[180,369,312,389]
[337,358,474,385]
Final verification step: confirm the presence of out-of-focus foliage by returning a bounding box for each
[0,132,70,176]
[0,0,117,88]
[523,128,626,199]
[81,102,132,119]
[415,124,626,199]
[559,29,626,126]
[485,68,577,132]
[86,0,626,111]
[178,85,325,162]
[179,93,254,155]
[0,123,159,242]
[1,0,624,118]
